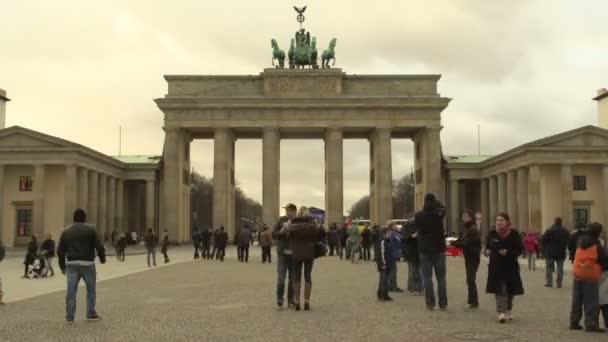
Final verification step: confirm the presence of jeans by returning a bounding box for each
[378,264,392,298]
[546,258,565,286]
[465,256,480,306]
[238,246,249,262]
[570,279,600,328]
[528,253,536,271]
[65,264,97,321]
[407,260,423,293]
[147,249,156,267]
[495,281,514,313]
[420,252,448,309]
[262,247,272,263]
[276,254,294,305]
[388,260,398,290]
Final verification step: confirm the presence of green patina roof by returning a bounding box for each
[112,155,161,165]
[444,155,494,164]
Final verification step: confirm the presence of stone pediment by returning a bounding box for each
[530,125,608,148]
[0,126,78,149]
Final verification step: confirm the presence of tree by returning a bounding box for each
[349,195,370,220]
[348,171,415,220]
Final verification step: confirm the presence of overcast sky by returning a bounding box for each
[2,1,607,214]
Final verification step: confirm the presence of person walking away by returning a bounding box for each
[57,208,106,323]
[260,225,273,263]
[144,229,158,267]
[161,229,170,263]
[569,222,608,332]
[404,220,423,296]
[415,193,447,310]
[237,225,253,263]
[347,222,361,264]
[116,233,127,262]
[485,212,524,323]
[541,217,570,288]
[376,228,394,301]
[200,227,212,260]
[327,223,339,256]
[0,240,5,305]
[41,233,56,277]
[454,210,482,310]
[273,203,297,309]
[569,223,587,263]
[371,225,380,261]
[524,233,539,271]
[286,206,319,311]
[214,227,227,261]
[339,223,348,260]
[23,235,38,278]
[361,225,372,261]
[192,227,201,259]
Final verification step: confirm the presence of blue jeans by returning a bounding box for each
[420,252,448,308]
[276,254,294,305]
[65,264,97,320]
[546,258,565,287]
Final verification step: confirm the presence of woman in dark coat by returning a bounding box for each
[485,212,524,323]
[287,207,320,311]
[23,235,38,278]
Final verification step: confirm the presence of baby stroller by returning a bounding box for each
[27,251,47,278]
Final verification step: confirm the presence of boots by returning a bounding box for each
[292,281,301,311]
[304,282,312,310]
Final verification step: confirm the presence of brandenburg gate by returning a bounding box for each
[155,69,450,240]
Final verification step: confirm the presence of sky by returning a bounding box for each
[1,0,607,214]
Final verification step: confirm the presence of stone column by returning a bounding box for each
[506,170,518,227]
[480,178,489,238]
[528,165,542,232]
[88,171,98,227]
[163,128,185,242]
[325,128,344,226]
[64,165,78,226]
[107,176,116,233]
[370,128,392,225]
[560,164,573,228]
[516,168,529,232]
[98,174,107,237]
[33,164,45,239]
[116,179,124,233]
[449,178,460,234]
[0,165,5,242]
[77,167,88,213]
[497,173,507,213]
[488,175,497,224]
[262,128,280,226]
[426,127,443,199]
[145,179,155,231]
[213,128,236,239]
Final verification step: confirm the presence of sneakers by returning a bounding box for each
[86,313,102,322]
[498,313,506,323]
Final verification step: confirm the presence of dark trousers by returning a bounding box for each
[162,249,169,263]
[214,247,225,261]
[378,263,392,298]
[238,245,249,262]
[362,245,371,261]
[117,249,125,262]
[277,254,294,305]
[420,252,448,309]
[328,243,337,256]
[387,259,398,290]
[407,260,423,293]
[193,243,200,259]
[601,304,608,327]
[262,247,272,263]
[465,255,480,306]
[200,242,210,259]
[570,279,600,328]
[339,243,346,259]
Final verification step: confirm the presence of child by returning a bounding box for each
[376,228,393,301]
[570,222,608,332]
[524,233,539,271]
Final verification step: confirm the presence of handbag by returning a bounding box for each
[314,242,328,259]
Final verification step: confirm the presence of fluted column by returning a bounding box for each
[488,175,497,225]
[33,164,46,238]
[506,170,518,227]
[370,128,392,225]
[64,165,78,226]
[262,128,280,226]
[145,179,155,231]
[77,167,88,213]
[560,164,573,228]
[213,128,236,239]
[116,179,124,233]
[497,173,507,213]
[107,176,116,233]
[449,178,460,234]
[88,171,98,227]
[98,174,107,236]
[528,165,542,232]
[516,168,529,232]
[325,128,343,226]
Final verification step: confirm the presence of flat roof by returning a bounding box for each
[112,155,161,165]
[444,155,494,164]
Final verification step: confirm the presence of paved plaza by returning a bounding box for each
[0,248,604,342]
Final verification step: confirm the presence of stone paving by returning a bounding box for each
[0,248,605,342]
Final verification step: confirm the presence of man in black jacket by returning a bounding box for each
[454,209,482,310]
[57,208,106,323]
[541,217,570,288]
[415,193,448,311]
[214,227,228,261]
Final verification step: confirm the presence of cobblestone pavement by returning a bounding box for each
[0,249,605,342]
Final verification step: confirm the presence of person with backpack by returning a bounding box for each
[569,222,608,332]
